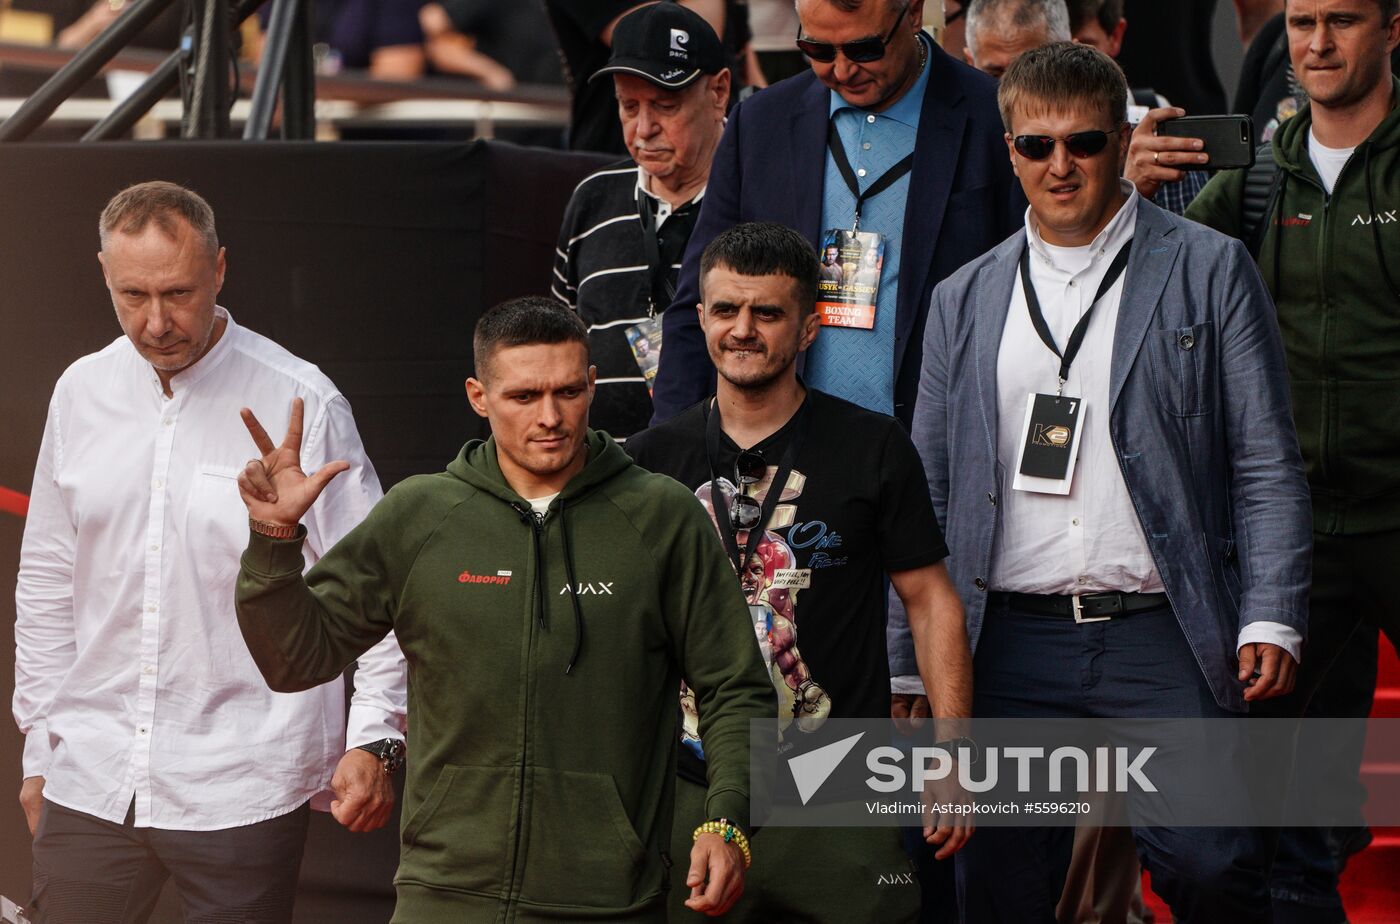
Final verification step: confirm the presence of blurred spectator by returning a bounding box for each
[1066,0,1211,214]
[420,0,563,90]
[552,3,728,437]
[941,0,968,53]
[747,0,806,81]
[49,0,183,50]
[1234,0,1284,47]
[255,0,427,80]
[1115,0,1228,114]
[546,0,760,155]
[963,0,1070,77]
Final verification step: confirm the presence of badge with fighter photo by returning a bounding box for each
[1012,392,1085,494]
[624,317,663,394]
[816,229,884,330]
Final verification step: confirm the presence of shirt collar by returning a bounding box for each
[1025,179,1139,271]
[636,166,706,220]
[827,32,932,128]
[150,306,237,396]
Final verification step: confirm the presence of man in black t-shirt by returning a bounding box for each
[627,222,973,922]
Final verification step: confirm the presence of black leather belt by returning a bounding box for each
[991,591,1170,623]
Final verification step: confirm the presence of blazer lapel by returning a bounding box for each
[789,76,833,247]
[1110,200,1180,410]
[895,47,967,353]
[975,234,1025,457]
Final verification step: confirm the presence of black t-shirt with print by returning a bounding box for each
[626,388,948,784]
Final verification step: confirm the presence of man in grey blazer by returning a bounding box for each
[905,43,1311,922]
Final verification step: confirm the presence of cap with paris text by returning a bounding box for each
[591,2,726,89]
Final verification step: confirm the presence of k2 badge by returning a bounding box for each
[1012,393,1085,495]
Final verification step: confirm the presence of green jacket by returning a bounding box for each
[1187,80,1400,535]
[236,431,773,922]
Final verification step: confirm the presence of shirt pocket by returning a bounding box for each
[1147,322,1215,417]
[186,464,249,565]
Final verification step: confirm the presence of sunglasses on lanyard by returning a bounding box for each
[1012,129,1118,161]
[728,450,766,531]
[796,2,910,63]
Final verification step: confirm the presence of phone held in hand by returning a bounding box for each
[1155,114,1255,170]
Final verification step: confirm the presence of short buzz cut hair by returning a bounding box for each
[966,0,1072,53]
[1063,0,1122,34]
[699,222,820,316]
[997,41,1128,132]
[472,296,590,381]
[1284,0,1400,19]
[99,180,219,256]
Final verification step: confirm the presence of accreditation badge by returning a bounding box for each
[816,229,885,330]
[1012,392,1086,495]
[624,317,662,394]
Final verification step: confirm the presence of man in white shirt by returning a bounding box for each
[13,181,406,923]
[906,43,1311,922]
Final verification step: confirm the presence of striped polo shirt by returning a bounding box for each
[552,160,703,440]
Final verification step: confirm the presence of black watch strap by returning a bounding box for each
[356,738,405,773]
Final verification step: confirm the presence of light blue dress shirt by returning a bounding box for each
[804,35,932,416]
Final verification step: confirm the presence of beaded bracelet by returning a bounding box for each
[692,818,752,869]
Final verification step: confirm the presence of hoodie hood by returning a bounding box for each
[1274,76,1400,174]
[447,428,634,509]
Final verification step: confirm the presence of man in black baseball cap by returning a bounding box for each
[550,3,730,440]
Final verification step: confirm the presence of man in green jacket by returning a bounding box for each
[1187,0,1400,918]
[232,297,774,922]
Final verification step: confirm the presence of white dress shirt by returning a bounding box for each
[991,184,1300,660]
[14,309,408,830]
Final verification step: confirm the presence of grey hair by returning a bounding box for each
[965,0,1072,54]
[99,180,219,256]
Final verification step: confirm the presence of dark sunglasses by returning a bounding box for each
[729,450,766,530]
[1012,130,1116,161]
[796,2,909,63]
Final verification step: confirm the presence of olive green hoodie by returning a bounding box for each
[1187,80,1400,535]
[236,431,773,922]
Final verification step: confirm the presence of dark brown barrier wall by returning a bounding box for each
[0,140,610,917]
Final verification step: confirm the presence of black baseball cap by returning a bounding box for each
[591,2,726,90]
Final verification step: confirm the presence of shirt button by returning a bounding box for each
[857,168,867,178]
[1179,334,1196,350]
[142,665,155,675]
[146,605,157,613]
[163,418,173,426]
[152,479,162,489]
[974,577,987,591]
[862,142,871,150]
[149,543,159,551]
[1068,280,1077,287]
[137,727,147,736]
[1077,575,1089,585]
[1072,517,1081,526]
[866,114,876,124]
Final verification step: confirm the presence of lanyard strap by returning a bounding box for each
[636,192,678,317]
[705,396,809,578]
[1019,239,1133,394]
[827,120,914,232]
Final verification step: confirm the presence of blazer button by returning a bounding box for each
[1179,333,1195,350]
[974,577,987,591]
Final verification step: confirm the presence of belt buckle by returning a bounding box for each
[1071,594,1113,624]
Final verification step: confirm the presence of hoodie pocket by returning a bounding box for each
[1148,323,1215,417]
[399,764,514,894]
[517,768,648,909]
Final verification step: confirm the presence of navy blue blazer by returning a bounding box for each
[650,45,1026,429]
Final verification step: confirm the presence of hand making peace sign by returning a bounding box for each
[237,398,350,528]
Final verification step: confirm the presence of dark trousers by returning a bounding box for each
[1253,529,1400,923]
[30,799,310,924]
[954,600,1271,924]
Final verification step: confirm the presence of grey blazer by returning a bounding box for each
[890,198,1310,713]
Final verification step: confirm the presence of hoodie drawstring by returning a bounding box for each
[514,500,585,674]
[1362,144,1400,304]
[558,499,585,675]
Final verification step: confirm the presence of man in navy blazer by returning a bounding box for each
[651,0,1024,434]
[910,43,1311,921]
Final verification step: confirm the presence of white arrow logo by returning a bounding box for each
[788,732,865,805]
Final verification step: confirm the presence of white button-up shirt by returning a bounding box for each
[990,185,1299,659]
[14,309,407,830]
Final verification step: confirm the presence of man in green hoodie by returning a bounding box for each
[231,297,775,922]
[1187,1,1400,919]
